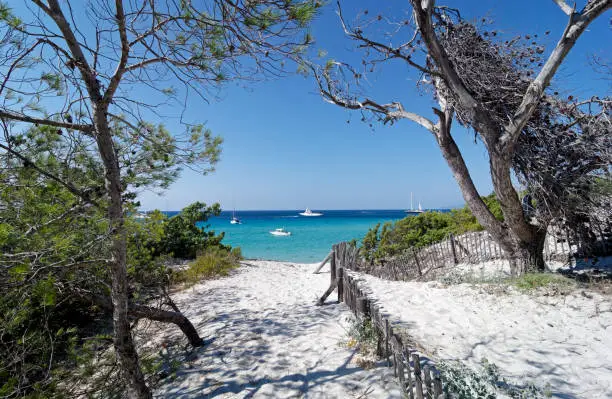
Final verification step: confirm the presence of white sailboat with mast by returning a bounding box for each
[230,208,242,224]
[404,192,424,215]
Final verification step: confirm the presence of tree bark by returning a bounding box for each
[434,109,546,275]
[129,304,203,347]
[434,112,515,253]
[488,150,535,244]
[509,228,547,275]
[93,106,151,399]
[34,1,152,396]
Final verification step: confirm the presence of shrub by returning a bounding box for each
[438,358,550,398]
[172,247,242,285]
[360,193,503,264]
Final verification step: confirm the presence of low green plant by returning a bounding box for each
[438,358,551,398]
[511,273,575,291]
[345,316,378,356]
[172,247,242,285]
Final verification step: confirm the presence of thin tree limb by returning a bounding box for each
[0,110,94,133]
[500,0,611,149]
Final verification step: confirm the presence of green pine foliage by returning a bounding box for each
[0,126,234,397]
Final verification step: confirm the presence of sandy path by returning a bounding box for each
[353,272,612,398]
[152,261,400,398]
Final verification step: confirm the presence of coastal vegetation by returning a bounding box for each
[0,0,317,397]
[310,0,611,275]
[172,247,242,286]
[361,194,502,263]
[0,134,233,396]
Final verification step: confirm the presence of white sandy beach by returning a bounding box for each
[151,260,400,398]
[353,268,612,398]
[148,259,612,398]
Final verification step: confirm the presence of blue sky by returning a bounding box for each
[139,0,609,211]
[9,1,610,211]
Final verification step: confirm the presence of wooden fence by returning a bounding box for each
[361,226,612,281]
[317,242,445,399]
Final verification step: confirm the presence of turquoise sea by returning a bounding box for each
[192,209,418,263]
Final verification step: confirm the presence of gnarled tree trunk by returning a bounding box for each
[509,228,547,275]
[435,109,547,275]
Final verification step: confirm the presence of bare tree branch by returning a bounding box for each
[0,110,94,133]
[103,0,130,105]
[501,0,611,149]
[552,0,574,15]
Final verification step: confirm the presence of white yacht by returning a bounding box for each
[299,208,323,217]
[270,228,291,236]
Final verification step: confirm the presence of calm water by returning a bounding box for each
[189,209,411,263]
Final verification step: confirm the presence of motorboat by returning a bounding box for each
[404,192,424,215]
[299,208,323,217]
[270,228,291,236]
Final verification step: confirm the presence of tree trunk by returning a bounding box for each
[488,149,534,244]
[434,112,547,276]
[434,118,514,252]
[93,107,151,399]
[509,228,547,275]
[129,304,204,347]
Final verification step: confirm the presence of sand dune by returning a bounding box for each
[354,270,612,398]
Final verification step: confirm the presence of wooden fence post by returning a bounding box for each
[423,365,432,396]
[357,296,369,318]
[449,234,458,265]
[413,248,422,276]
[433,371,443,398]
[330,251,337,283]
[337,267,344,303]
[313,250,333,274]
[385,318,390,367]
[412,353,424,399]
[404,349,414,399]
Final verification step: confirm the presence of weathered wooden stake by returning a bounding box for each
[330,251,337,282]
[423,365,432,396]
[449,233,458,265]
[313,250,333,274]
[412,353,424,399]
[385,318,390,367]
[337,267,344,303]
[357,297,369,317]
[397,352,406,390]
[404,349,414,399]
[433,372,443,398]
[413,248,422,276]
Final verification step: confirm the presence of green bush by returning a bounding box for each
[360,193,503,263]
[172,247,242,285]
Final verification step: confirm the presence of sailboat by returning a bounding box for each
[404,192,424,215]
[230,208,242,224]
